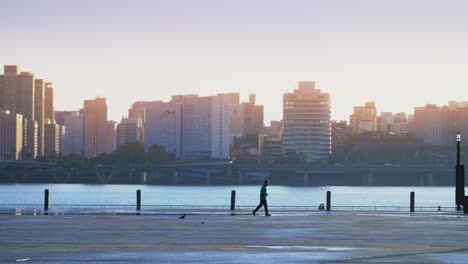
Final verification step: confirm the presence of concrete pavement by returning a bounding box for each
[0,210,467,263]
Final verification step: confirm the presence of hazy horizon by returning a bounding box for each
[2,0,468,123]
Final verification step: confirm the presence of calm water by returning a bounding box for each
[0,184,456,209]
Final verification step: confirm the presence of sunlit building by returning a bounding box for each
[82,97,108,157]
[350,101,377,133]
[283,81,331,162]
[0,111,23,160]
[413,104,454,147]
[56,111,83,156]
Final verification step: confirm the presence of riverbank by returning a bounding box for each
[1,211,467,263]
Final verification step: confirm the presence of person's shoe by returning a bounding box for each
[266,214,271,217]
[252,210,256,216]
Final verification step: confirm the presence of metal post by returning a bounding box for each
[230,190,236,211]
[456,132,464,211]
[326,191,331,211]
[410,191,415,212]
[44,189,49,212]
[136,189,141,211]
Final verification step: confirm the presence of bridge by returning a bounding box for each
[0,160,455,186]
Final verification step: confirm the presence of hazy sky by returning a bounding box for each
[1,0,468,123]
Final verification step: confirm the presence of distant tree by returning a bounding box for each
[335,132,447,165]
[113,142,146,165]
[147,144,170,164]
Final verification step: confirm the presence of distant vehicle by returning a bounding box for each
[384,162,392,167]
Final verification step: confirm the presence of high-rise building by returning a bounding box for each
[16,72,35,122]
[56,111,83,156]
[413,104,454,146]
[139,100,182,158]
[105,121,118,153]
[117,117,143,146]
[211,93,239,159]
[0,66,20,114]
[44,123,61,158]
[242,94,264,134]
[0,66,54,159]
[350,102,377,133]
[377,112,394,133]
[174,95,213,160]
[0,110,23,160]
[44,82,54,123]
[34,79,45,156]
[82,98,108,157]
[228,94,264,145]
[283,81,331,162]
[391,112,413,136]
[22,118,38,159]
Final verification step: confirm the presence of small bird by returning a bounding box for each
[165,111,176,115]
[178,214,186,219]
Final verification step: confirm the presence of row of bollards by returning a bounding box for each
[41,189,421,214]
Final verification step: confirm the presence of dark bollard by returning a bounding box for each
[136,190,141,212]
[230,190,236,211]
[326,191,331,211]
[410,191,415,212]
[44,189,49,212]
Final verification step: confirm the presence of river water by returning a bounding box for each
[0,184,457,210]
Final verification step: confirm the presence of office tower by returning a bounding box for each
[0,66,20,113]
[22,118,38,159]
[117,117,143,146]
[82,98,108,157]
[229,103,245,141]
[0,66,36,140]
[105,121,117,153]
[0,111,23,160]
[44,123,61,158]
[258,132,283,164]
[16,71,35,122]
[350,102,377,133]
[392,112,412,136]
[56,111,84,156]
[413,104,454,146]
[34,79,45,156]
[174,95,208,159]
[128,102,146,143]
[44,82,54,122]
[139,100,182,158]
[240,94,264,135]
[211,93,238,159]
[283,81,331,162]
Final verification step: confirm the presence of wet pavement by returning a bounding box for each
[0,210,467,263]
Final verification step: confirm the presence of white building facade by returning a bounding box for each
[282,81,331,162]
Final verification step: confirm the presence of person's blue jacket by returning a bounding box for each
[260,184,268,201]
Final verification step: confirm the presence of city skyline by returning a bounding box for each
[2,0,468,123]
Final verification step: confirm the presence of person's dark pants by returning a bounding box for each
[253,200,269,215]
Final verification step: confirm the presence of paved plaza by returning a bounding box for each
[0,210,468,263]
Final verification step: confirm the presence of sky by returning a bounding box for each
[1,0,468,123]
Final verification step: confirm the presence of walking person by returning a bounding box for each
[253,180,271,216]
